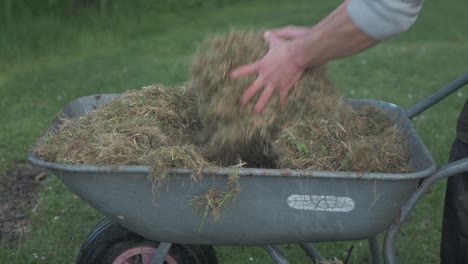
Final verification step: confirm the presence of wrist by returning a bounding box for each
[289,29,325,69]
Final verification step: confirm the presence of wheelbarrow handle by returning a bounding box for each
[383,157,468,264]
[400,157,468,221]
[406,72,468,119]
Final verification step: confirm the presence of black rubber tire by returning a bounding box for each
[76,218,218,264]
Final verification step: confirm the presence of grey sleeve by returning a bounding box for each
[347,0,423,40]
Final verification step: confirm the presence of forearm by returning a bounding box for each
[289,0,423,68]
[312,0,351,32]
[290,1,378,68]
[229,0,424,113]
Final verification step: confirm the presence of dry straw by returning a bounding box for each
[37,30,409,174]
[35,30,411,218]
[191,30,409,173]
[191,31,335,165]
[35,85,210,188]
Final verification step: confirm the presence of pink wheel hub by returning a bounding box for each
[113,245,178,264]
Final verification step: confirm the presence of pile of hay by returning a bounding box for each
[34,30,411,219]
[191,30,409,173]
[191,31,335,165]
[35,85,211,186]
[35,85,242,218]
[36,30,411,177]
[273,104,409,172]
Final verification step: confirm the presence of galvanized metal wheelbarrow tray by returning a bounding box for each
[28,73,468,264]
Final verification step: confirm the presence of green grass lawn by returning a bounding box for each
[1,0,467,263]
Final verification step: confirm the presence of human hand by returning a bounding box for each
[229,31,306,113]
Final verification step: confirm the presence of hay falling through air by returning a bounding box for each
[191,30,410,173]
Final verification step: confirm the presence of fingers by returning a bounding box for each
[230,61,260,79]
[254,83,275,113]
[241,77,264,105]
[279,88,289,108]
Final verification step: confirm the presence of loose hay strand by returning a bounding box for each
[191,171,241,221]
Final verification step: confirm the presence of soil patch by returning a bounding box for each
[0,163,47,246]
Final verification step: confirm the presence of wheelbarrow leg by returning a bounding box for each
[299,243,325,263]
[383,225,398,264]
[150,242,172,264]
[263,245,290,264]
[368,236,380,264]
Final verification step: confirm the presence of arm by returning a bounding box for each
[289,2,379,70]
[230,0,423,113]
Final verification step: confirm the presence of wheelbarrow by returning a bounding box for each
[28,72,468,264]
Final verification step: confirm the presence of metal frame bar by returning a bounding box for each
[150,242,172,264]
[368,236,380,264]
[263,245,290,264]
[383,157,468,263]
[300,243,325,263]
[406,72,468,119]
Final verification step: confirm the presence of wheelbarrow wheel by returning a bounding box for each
[99,239,214,264]
[77,218,218,264]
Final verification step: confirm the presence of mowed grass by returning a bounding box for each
[0,0,467,263]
